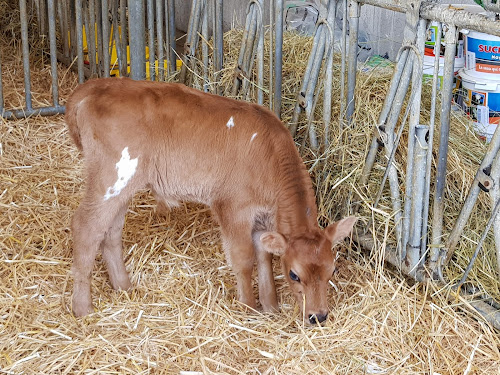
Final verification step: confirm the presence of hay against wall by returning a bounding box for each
[1,20,500,374]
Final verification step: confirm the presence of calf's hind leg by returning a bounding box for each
[71,198,130,317]
[101,205,131,291]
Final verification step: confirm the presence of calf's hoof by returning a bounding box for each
[72,298,94,317]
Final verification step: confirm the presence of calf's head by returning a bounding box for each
[256,216,357,324]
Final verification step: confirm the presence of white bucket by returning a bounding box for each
[422,54,464,88]
[465,30,500,77]
[457,69,500,142]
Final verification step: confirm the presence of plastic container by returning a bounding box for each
[465,30,500,77]
[422,54,464,89]
[457,68,500,142]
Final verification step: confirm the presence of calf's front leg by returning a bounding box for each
[256,249,279,312]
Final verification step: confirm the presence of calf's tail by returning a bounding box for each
[65,95,84,152]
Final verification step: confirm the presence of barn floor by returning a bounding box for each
[2,9,500,374]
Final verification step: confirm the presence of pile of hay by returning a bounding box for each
[1,7,500,373]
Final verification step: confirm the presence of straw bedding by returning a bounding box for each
[2,5,500,375]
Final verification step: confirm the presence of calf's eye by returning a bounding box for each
[289,270,300,282]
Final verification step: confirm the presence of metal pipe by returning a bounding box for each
[156,0,164,80]
[406,124,429,277]
[432,25,457,255]
[273,0,283,118]
[440,125,500,268]
[19,0,33,111]
[456,198,500,287]
[269,0,274,111]
[167,0,176,74]
[147,0,156,81]
[402,18,425,256]
[47,0,60,106]
[128,0,146,80]
[232,2,256,96]
[339,0,347,126]
[110,0,124,76]
[256,0,264,105]
[75,0,85,83]
[346,0,360,125]
[180,0,201,83]
[202,0,209,91]
[0,47,3,114]
[357,0,500,37]
[59,0,69,58]
[88,0,97,77]
[289,21,325,135]
[323,0,337,146]
[102,0,111,78]
[427,21,443,275]
[213,0,223,93]
[1,106,66,120]
[488,151,500,275]
[96,0,104,75]
[119,0,127,77]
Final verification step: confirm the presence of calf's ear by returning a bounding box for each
[255,232,288,256]
[325,216,357,245]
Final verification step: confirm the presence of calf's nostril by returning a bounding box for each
[309,313,328,324]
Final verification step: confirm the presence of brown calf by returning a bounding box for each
[65,77,356,323]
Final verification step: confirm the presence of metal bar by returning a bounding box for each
[180,0,201,83]
[75,0,85,83]
[147,0,156,81]
[47,0,60,106]
[19,0,33,111]
[101,0,111,78]
[96,0,104,76]
[406,125,429,277]
[214,0,223,94]
[202,0,209,91]
[1,106,66,120]
[273,0,283,118]
[383,53,415,249]
[119,0,127,77]
[69,0,77,60]
[232,2,256,96]
[357,0,500,37]
[346,0,360,125]
[269,0,274,111]
[167,0,176,74]
[165,0,172,76]
[432,25,457,256]
[440,125,500,268]
[110,0,123,76]
[339,0,348,127]
[156,0,164,80]
[289,23,323,135]
[427,21,443,275]
[323,0,337,147]
[128,0,146,80]
[402,18,425,257]
[240,3,260,98]
[0,46,3,114]
[456,198,500,287]
[256,0,264,105]
[88,0,97,77]
[488,151,500,275]
[59,0,69,58]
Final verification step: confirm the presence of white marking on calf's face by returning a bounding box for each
[250,132,258,142]
[226,116,235,129]
[104,147,139,201]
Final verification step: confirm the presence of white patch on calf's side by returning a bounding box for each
[250,133,258,142]
[104,147,139,201]
[226,116,235,129]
